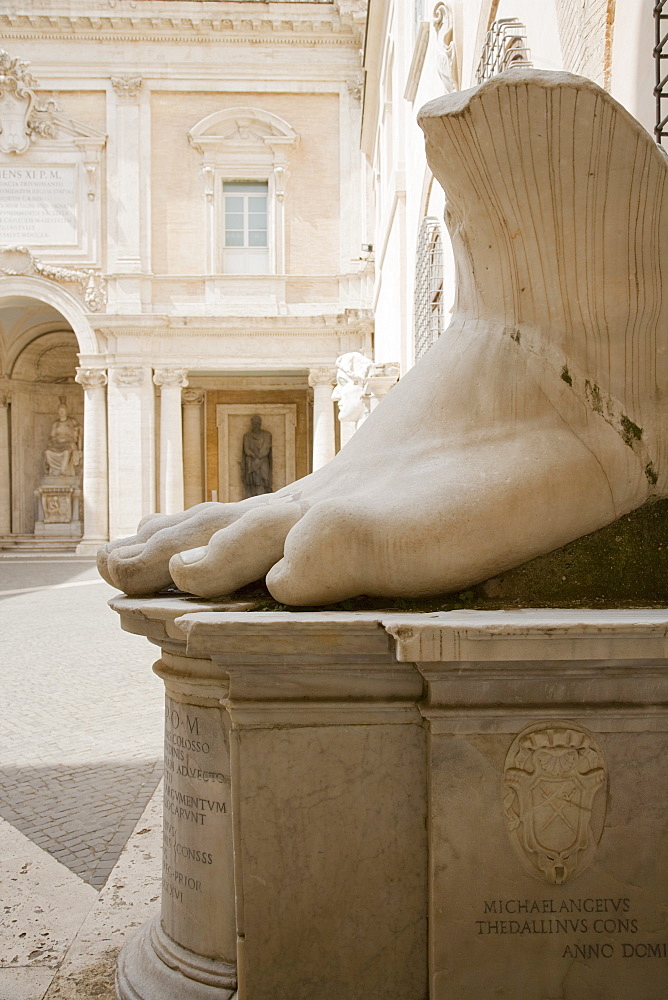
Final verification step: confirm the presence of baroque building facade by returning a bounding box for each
[0,0,655,550]
[0,0,372,551]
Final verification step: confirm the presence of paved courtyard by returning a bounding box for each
[0,555,164,890]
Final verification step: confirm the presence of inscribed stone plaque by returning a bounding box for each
[162,696,235,961]
[429,723,667,999]
[0,165,78,244]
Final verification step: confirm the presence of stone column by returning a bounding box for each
[0,393,10,536]
[308,367,336,470]
[75,368,108,554]
[107,366,155,539]
[182,389,205,510]
[154,369,188,515]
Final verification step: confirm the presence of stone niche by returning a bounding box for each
[8,330,83,537]
[216,404,296,502]
[110,602,667,1000]
[203,379,311,503]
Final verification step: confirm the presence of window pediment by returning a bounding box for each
[188,107,299,157]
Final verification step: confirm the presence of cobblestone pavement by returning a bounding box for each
[0,556,164,890]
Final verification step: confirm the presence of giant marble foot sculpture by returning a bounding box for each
[98,69,667,605]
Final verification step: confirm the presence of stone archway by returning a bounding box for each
[0,281,105,549]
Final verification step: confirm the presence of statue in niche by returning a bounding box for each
[432,2,460,94]
[98,70,667,606]
[242,415,272,498]
[44,397,82,478]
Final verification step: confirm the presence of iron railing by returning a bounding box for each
[476,17,532,84]
[414,217,444,362]
[655,0,668,145]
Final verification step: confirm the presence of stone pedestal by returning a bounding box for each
[34,479,82,537]
[110,603,668,1000]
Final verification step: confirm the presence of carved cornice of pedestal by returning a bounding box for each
[111,75,143,99]
[308,367,337,388]
[153,368,188,389]
[0,246,106,312]
[75,367,107,390]
[113,366,146,387]
[181,388,205,407]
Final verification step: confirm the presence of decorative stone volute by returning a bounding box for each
[111,75,143,99]
[307,366,336,388]
[75,367,107,390]
[182,388,204,407]
[113,367,145,387]
[153,369,188,389]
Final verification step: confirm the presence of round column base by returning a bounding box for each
[116,914,237,1000]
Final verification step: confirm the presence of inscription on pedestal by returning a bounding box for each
[162,696,234,960]
[430,724,668,999]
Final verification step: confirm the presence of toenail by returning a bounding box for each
[175,546,207,565]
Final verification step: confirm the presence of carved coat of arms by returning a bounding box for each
[0,50,35,154]
[503,722,606,885]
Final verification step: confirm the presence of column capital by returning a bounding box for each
[113,366,146,387]
[182,388,205,407]
[308,367,336,388]
[0,392,9,408]
[111,75,143,99]
[154,368,188,389]
[75,367,108,390]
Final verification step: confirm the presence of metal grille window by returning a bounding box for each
[476,18,532,84]
[655,1,668,146]
[414,217,444,363]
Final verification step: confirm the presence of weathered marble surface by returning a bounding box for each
[111,600,667,1000]
[98,69,666,606]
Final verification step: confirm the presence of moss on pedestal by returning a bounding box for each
[238,499,668,611]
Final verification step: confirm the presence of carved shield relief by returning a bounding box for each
[0,86,32,154]
[503,721,607,885]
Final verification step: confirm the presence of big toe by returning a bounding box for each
[170,502,304,598]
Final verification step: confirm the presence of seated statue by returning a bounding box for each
[98,69,667,604]
[44,399,82,478]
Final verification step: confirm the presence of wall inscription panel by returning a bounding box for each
[429,723,667,999]
[0,165,78,245]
